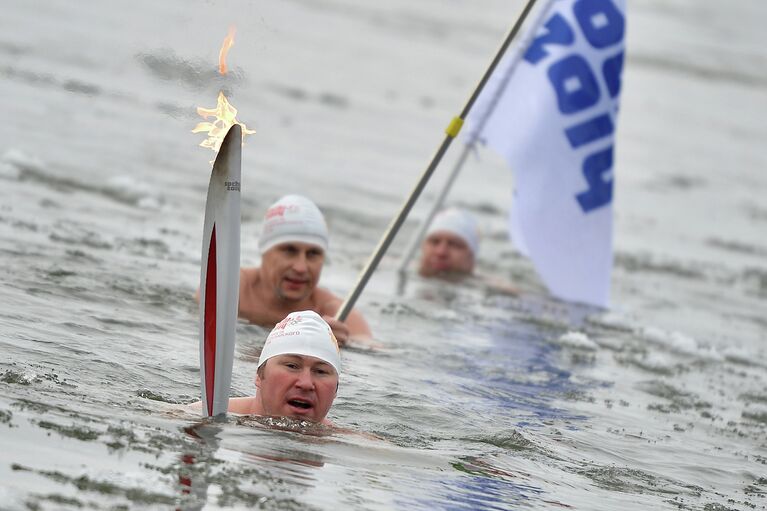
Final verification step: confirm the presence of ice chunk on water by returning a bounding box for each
[107,174,164,210]
[1,148,46,179]
[723,346,765,367]
[557,331,598,351]
[634,351,676,374]
[2,148,45,171]
[107,174,153,195]
[432,309,459,321]
[0,161,20,180]
[641,326,723,362]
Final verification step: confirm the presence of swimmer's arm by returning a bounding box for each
[320,301,374,347]
[185,397,258,415]
[341,307,373,342]
[226,397,259,414]
[314,288,373,346]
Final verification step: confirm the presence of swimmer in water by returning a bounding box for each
[418,208,479,279]
[225,310,341,425]
[418,207,519,294]
[196,194,372,345]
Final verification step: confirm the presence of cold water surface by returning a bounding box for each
[1,0,765,509]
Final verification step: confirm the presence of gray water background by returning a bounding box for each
[0,0,765,509]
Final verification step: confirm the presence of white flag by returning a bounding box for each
[468,0,625,307]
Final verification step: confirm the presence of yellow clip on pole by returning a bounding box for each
[445,116,464,138]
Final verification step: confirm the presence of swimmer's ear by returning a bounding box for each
[254,364,266,389]
[255,364,265,389]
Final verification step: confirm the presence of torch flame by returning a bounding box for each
[218,26,236,75]
[193,91,255,153]
[193,25,254,157]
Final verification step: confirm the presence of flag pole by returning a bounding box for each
[335,0,540,322]
[394,140,474,276]
[395,0,556,277]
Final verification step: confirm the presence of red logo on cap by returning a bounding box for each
[274,315,302,331]
[265,205,287,219]
[265,204,300,220]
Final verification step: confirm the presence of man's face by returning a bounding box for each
[261,242,325,302]
[256,354,338,422]
[418,231,474,277]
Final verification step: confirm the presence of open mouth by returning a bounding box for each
[284,278,308,289]
[287,399,312,410]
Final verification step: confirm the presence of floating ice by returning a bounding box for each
[723,346,765,367]
[742,404,767,425]
[640,326,723,362]
[0,161,19,180]
[432,309,459,321]
[633,352,676,374]
[557,331,598,351]
[2,148,45,171]
[1,149,46,179]
[107,174,153,196]
[137,196,164,210]
[587,311,635,332]
[107,174,163,210]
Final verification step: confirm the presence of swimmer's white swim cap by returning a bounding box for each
[258,195,329,254]
[258,311,341,376]
[426,208,480,255]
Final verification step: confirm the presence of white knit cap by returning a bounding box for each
[258,311,341,376]
[258,195,329,254]
[426,208,480,255]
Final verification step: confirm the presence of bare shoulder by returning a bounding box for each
[227,396,259,415]
[310,287,341,315]
[240,266,260,283]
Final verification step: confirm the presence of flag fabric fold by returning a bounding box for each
[467,0,626,307]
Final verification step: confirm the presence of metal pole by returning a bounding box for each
[395,144,473,275]
[335,0,540,321]
[395,0,556,277]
